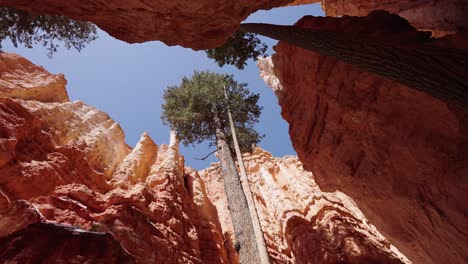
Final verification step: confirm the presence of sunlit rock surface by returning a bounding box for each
[258,12,468,264]
[200,148,410,264]
[0,52,228,263]
[0,53,68,102]
[0,0,293,49]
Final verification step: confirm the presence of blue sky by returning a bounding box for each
[3,4,324,170]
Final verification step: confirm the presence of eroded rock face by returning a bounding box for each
[289,0,467,35]
[0,52,228,263]
[321,0,467,34]
[200,148,410,264]
[0,53,69,102]
[0,0,293,49]
[259,12,468,264]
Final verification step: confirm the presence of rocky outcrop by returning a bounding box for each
[0,53,68,103]
[321,0,467,34]
[0,0,293,49]
[200,148,410,264]
[259,12,468,264]
[0,52,228,263]
[289,0,467,35]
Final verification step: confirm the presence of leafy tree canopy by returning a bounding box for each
[206,32,267,70]
[0,7,98,57]
[161,71,263,153]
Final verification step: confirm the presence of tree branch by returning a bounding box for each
[195,148,219,160]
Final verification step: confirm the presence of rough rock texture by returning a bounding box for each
[259,12,468,264]
[321,0,467,34]
[201,148,410,264]
[0,52,228,263]
[0,53,69,103]
[0,0,293,49]
[289,0,467,35]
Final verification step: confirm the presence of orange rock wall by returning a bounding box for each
[259,12,468,264]
[0,53,228,263]
[200,148,410,264]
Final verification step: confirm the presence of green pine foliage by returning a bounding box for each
[161,71,263,153]
[0,7,98,57]
[206,32,267,70]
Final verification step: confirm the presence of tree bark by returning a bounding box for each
[223,86,270,264]
[239,23,468,108]
[212,104,261,264]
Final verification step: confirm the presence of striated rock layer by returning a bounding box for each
[0,0,293,49]
[0,52,228,263]
[201,148,410,264]
[259,12,468,264]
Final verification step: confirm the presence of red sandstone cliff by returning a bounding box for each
[201,148,410,263]
[0,53,228,263]
[258,12,468,264]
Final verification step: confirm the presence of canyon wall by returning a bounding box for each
[1,52,414,263]
[0,53,228,263]
[200,148,410,263]
[258,11,468,264]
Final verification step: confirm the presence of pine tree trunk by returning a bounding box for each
[239,23,468,107]
[212,104,261,264]
[223,86,270,264]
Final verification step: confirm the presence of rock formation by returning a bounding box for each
[0,0,294,49]
[320,0,467,35]
[1,52,416,263]
[258,12,468,264]
[0,52,228,263]
[201,148,410,264]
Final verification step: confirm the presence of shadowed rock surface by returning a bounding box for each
[0,222,136,263]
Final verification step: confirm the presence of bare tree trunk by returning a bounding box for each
[223,85,270,264]
[239,22,468,107]
[212,104,261,264]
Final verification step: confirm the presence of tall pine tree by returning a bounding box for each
[161,71,268,263]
